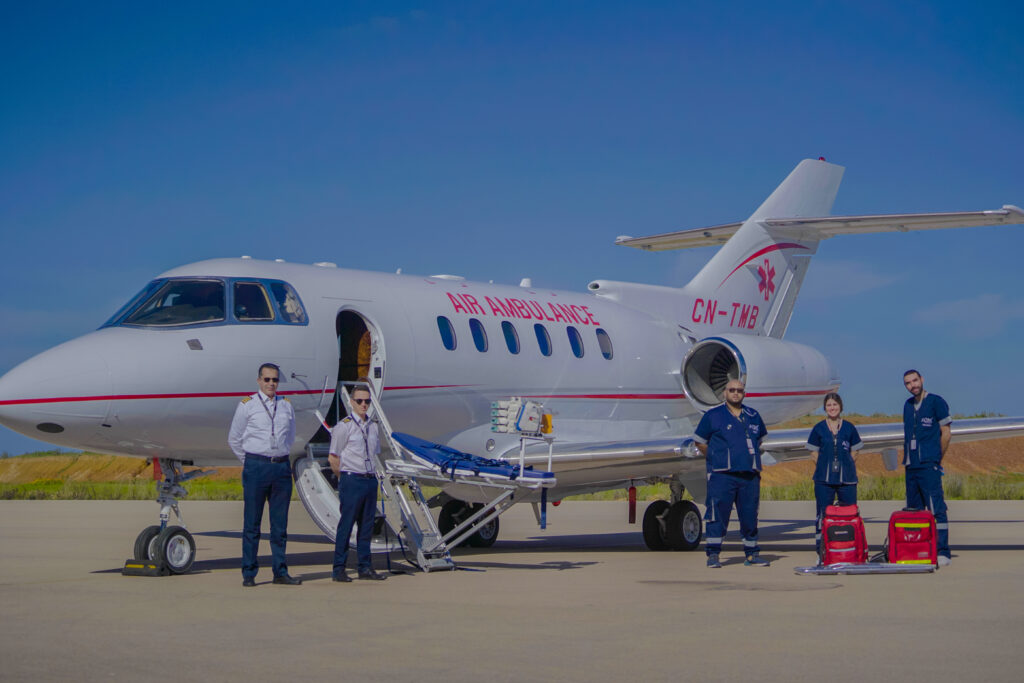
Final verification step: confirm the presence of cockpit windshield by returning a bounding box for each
[103,277,309,329]
[122,279,226,327]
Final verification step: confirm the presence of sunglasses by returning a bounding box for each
[261,377,279,383]
[352,398,371,405]
[725,388,745,393]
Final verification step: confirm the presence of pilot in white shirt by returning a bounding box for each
[227,363,301,587]
[329,385,386,582]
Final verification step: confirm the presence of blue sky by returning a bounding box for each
[2,1,1022,455]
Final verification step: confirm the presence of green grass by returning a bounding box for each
[0,479,248,501]
[2,474,1022,501]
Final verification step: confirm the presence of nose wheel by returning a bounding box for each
[130,459,213,574]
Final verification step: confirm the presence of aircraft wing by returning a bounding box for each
[503,415,1024,501]
[519,416,1024,468]
[760,416,1024,464]
[615,205,1024,251]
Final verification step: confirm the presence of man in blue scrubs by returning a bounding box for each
[694,378,770,568]
[902,369,953,566]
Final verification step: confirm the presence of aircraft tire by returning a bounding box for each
[154,525,196,574]
[642,500,671,551]
[466,505,499,548]
[438,500,468,547]
[664,500,702,551]
[133,525,162,561]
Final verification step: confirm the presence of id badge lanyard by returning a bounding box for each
[740,412,756,455]
[259,395,279,450]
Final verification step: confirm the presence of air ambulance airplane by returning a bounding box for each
[1,158,1022,571]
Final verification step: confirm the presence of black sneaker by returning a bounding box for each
[332,573,352,583]
[706,554,721,568]
[357,570,387,581]
[242,577,256,587]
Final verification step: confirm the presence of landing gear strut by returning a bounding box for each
[131,458,214,574]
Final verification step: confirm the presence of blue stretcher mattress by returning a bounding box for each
[391,432,554,482]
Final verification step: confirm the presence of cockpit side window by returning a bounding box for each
[234,282,274,321]
[121,279,226,327]
[269,281,308,324]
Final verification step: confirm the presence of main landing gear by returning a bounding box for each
[131,459,214,574]
[437,499,500,548]
[642,480,703,552]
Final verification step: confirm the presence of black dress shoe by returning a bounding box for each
[358,570,386,581]
[242,578,256,587]
[332,573,352,583]
[273,574,302,585]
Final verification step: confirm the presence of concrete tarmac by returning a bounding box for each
[1,499,1023,682]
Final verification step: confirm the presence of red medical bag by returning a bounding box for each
[887,509,937,565]
[821,504,869,564]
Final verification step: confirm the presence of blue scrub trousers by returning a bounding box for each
[704,471,761,557]
[906,465,950,558]
[241,456,293,579]
[333,473,379,576]
[814,482,857,552]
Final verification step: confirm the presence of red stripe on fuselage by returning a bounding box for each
[0,386,836,406]
[0,389,333,407]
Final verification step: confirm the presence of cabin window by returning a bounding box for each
[469,318,488,352]
[567,326,584,358]
[234,282,274,321]
[120,279,226,327]
[534,324,552,357]
[502,321,520,354]
[437,316,457,350]
[269,281,308,324]
[596,328,614,360]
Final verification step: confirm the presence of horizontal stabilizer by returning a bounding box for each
[617,205,1024,251]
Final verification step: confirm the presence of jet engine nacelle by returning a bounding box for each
[681,334,838,423]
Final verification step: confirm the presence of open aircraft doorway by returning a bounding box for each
[327,310,385,427]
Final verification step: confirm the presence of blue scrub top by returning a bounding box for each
[903,392,951,467]
[807,419,863,484]
[694,403,767,473]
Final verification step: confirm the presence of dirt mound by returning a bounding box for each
[761,437,1024,486]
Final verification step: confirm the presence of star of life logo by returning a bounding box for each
[757,258,776,302]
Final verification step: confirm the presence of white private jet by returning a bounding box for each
[1,158,1022,572]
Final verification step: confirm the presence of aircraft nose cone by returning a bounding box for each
[0,336,112,446]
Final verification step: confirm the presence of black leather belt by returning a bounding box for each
[341,471,375,478]
[246,453,289,463]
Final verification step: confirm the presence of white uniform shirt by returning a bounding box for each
[329,414,380,474]
[228,391,296,463]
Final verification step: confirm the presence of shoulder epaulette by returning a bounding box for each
[341,416,352,423]
[241,397,252,404]
[281,396,291,403]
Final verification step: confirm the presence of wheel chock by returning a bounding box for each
[122,559,170,577]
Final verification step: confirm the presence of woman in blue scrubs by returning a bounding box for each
[807,392,863,558]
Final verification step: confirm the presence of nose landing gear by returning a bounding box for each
[130,459,214,574]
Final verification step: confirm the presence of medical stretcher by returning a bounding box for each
[294,383,556,572]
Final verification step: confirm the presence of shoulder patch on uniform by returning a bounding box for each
[341,416,352,423]
[241,397,252,404]
[281,396,291,403]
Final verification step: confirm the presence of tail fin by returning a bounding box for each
[682,159,845,338]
